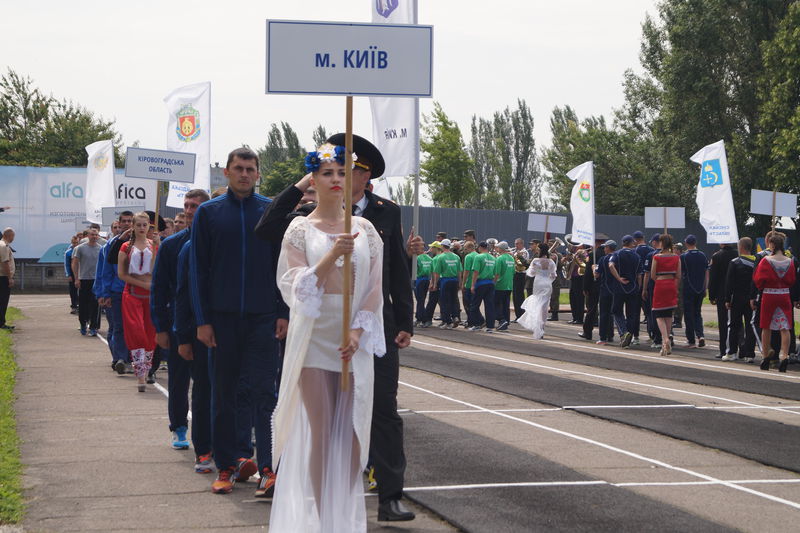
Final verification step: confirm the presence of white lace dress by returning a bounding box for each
[518,258,557,339]
[269,216,384,533]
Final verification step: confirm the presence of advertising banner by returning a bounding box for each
[0,166,156,260]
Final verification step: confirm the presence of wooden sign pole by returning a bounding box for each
[662,206,667,236]
[543,215,550,243]
[154,182,162,230]
[341,96,354,391]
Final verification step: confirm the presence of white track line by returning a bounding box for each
[400,380,800,511]
[410,404,800,415]
[498,331,800,381]
[412,339,800,416]
[402,478,800,492]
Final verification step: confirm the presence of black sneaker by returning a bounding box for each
[698,337,706,348]
[147,372,156,384]
[620,332,633,348]
[497,323,509,331]
[114,360,126,375]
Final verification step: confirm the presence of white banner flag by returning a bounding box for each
[84,140,116,223]
[690,140,739,244]
[567,161,595,246]
[164,81,211,208]
[370,0,419,179]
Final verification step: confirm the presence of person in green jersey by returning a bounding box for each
[416,242,440,327]
[431,239,463,328]
[468,241,497,332]
[461,241,479,327]
[493,241,516,330]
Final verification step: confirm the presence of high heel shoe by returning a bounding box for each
[665,342,672,355]
[760,349,775,371]
[779,358,788,373]
[659,346,667,357]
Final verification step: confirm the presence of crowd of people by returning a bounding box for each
[412,228,800,369]
[53,130,799,531]
[63,136,423,531]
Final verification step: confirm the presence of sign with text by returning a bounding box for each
[750,189,797,218]
[527,213,567,234]
[102,205,145,226]
[266,20,433,97]
[124,147,196,183]
[644,207,685,229]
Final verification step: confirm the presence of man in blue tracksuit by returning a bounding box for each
[680,234,709,348]
[97,211,134,372]
[174,238,214,474]
[190,147,288,496]
[609,235,641,347]
[151,189,210,452]
[596,240,617,344]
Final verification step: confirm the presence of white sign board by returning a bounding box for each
[124,147,196,183]
[102,205,145,225]
[750,189,797,218]
[527,213,568,234]
[644,207,685,229]
[266,20,433,97]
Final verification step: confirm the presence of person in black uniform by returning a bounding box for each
[579,238,606,341]
[255,134,419,522]
[708,242,738,358]
[680,235,708,349]
[723,237,756,362]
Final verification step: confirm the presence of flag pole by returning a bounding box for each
[341,96,354,391]
[771,189,777,233]
[410,1,420,280]
[663,206,667,236]
[155,182,162,228]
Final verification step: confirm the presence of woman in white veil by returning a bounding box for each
[270,143,384,532]
[518,243,557,339]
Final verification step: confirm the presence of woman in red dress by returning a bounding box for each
[118,212,159,391]
[753,233,796,372]
[650,234,681,356]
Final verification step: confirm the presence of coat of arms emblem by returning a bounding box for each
[579,181,591,202]
[93,154,109,170]
[176,104,201,142]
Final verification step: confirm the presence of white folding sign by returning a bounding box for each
[266,20,433,97]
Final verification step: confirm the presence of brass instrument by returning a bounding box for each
[513,249,530,272]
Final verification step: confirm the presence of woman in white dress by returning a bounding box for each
[270,143,385,532]
[518,243,557,339]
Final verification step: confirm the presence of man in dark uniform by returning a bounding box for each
[608,235,641,347]
[255,134,418,521]
[596,240,617,345]
[633,231,654,339]
[723,237,756,362]
[641,234,661,345]
[578,236,607,342]
[680,235,708,349]
[708,242,738,358]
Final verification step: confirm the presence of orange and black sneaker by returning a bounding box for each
[194,453,214,474]
[211,466,236,494]
[254,468,277,498]
[235,458,258,481]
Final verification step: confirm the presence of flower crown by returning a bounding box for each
[304,143,358,172]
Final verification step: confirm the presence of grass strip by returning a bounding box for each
[0,308,24,524]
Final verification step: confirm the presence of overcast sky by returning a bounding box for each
[2,0,659,169]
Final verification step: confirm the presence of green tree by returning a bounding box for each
[621,0,791,231]
[394,177,415,206]
[257,122,306,196]
[0,69,122,166]
[311,124,329,148]
[757,1,800,201]
[420,102,475,208]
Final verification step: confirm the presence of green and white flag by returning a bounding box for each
[567,161,595,246]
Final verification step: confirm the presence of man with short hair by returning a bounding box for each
[72,228,102,336]
[634,231,655,336]
[493,241,515,330]
[0,228,15,329]
[595,240,617,345]
[65,234,80,314]
[110,221,120,236]
[173,212,188,232]
[414,242,434,327]
[151,189,211,454]
[608,235,641,347]
[461,241,478,327]
[469,242,496,333]
[191,148,287,496]
[723,237,756,362]
[680,235,709,349]
[463,230,476,244]
[98,211,134,372]
[709,242,739,358]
